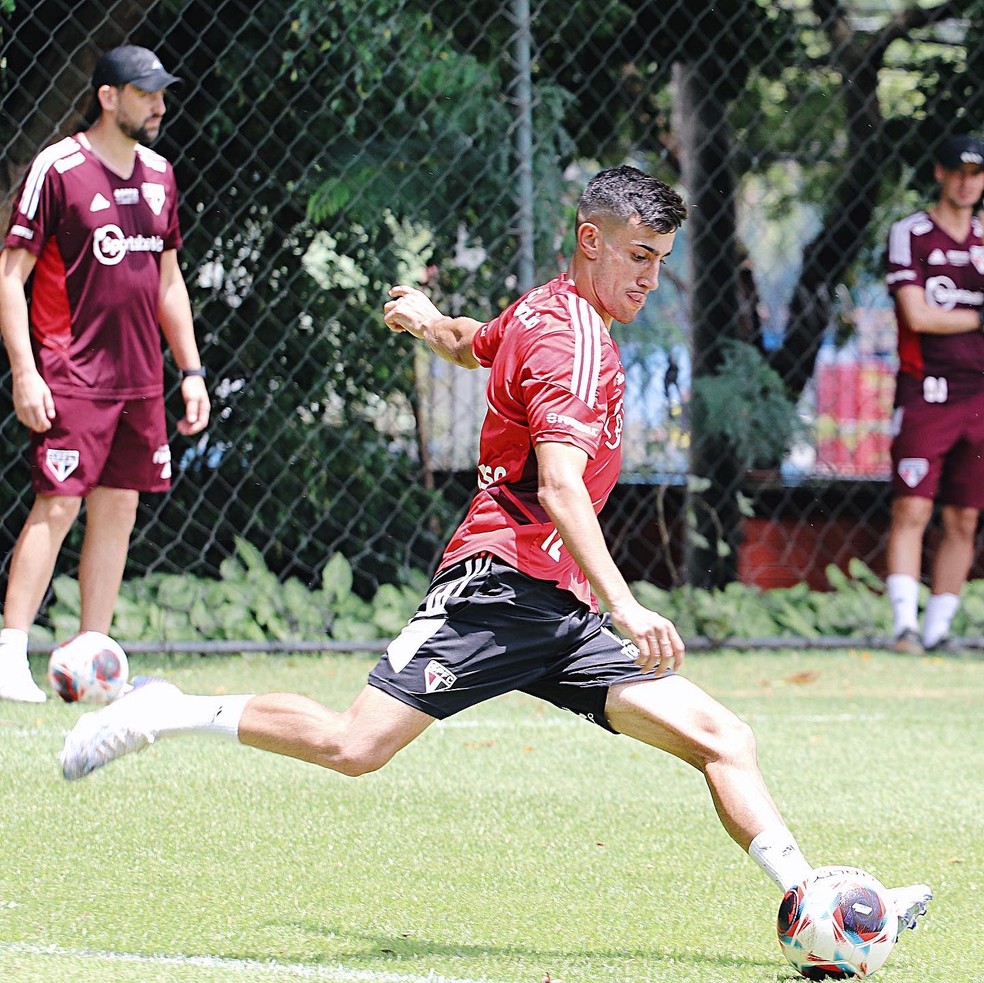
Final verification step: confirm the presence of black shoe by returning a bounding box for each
[892,628,923,655]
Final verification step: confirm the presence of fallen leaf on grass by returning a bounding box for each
[785,670,820,685]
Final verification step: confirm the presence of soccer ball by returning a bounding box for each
[777,866,898,979]
[47,631,129,704]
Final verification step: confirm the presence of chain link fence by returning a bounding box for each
[2,0,983,628]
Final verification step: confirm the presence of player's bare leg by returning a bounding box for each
[60,681,435,780]
[605,675,931,932]
[0,494,81,702]
[606,675,785,850]
[919,504,978,649]
[239,685,436,775]
[885,495,933,652]
[78,486,138,633]
[932,504,979,595]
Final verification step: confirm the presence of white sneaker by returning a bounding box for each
[59,677,181,780]
[0,652,47,703]
[885,883,933,933]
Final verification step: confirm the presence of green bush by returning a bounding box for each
[38,548,984,647]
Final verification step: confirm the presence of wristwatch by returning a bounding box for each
[180,367,207,380]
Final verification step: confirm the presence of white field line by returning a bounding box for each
[0,941,496,983]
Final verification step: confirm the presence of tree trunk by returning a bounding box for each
[673,61,742,589]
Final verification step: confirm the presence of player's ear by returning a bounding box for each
[95,84,119,114]
[577,221,602,259]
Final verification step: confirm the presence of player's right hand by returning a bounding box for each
[383,284,443,340]
[12,370,55,432]
[610,598,686,674]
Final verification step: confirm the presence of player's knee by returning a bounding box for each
[328,740,395,778]
[701,709,758,769]
[32,494,82,531]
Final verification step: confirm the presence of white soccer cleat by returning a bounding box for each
[59,677,181,780]
[885,883,933,933]
[0,654,47,703]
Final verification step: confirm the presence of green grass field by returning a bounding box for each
[0,648,980,983]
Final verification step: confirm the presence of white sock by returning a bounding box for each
[886,574,920,636]
[748,825,813,892]
[158,693,254,741]
[0,628,30,667]
[922,593,959,648]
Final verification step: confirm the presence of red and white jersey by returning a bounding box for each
[439,276,625,609]
[4,132,182,399]
[886,210,984,403]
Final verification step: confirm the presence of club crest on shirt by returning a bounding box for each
[898,457,929,489]
[46,449,80,482]
[141,182,166,216]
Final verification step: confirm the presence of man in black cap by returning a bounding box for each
[884,134,984,654]
[0,46,209,701]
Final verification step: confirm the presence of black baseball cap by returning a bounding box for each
[934,134,984,170]
[92,45,182,91]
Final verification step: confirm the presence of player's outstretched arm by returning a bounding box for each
[383,284,482,368]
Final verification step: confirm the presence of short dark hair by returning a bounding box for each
[576,165,687,235]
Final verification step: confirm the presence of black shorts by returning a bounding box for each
[368,555,672,732]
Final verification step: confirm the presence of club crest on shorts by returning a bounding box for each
[45,448,80,482]
[153,444,172,479]
[898,457,929,489]
[424,659,457,693]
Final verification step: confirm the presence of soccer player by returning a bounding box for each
[59,166,930,936]
[885,134,984,653]
[0,46,209,702]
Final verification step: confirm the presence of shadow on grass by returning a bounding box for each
[260,921,796,979]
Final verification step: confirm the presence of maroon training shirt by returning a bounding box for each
[5,132,182,400]
[886,209,984,404]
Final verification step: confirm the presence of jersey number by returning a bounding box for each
[922,376,948,404]
[540,528,564,562]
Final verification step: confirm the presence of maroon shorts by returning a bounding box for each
[30,393,171,497]
[889,388,984,508]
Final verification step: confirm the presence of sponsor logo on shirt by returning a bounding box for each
[46,449,80,482]
[114,188,140,206]
[92,224,165,266]
[924,275,984,310]
[545,411,599,437]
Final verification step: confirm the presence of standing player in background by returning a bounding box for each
[885,134,984,654]
[0,46,209,702]
[59,166,930,940]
